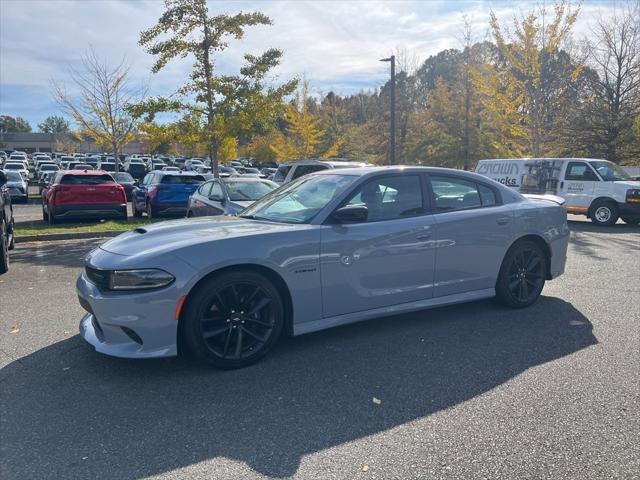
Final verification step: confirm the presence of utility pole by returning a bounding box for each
[380,55,396,164]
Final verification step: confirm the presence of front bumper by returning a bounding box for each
[76,248,197,358]
[618,201,640,219]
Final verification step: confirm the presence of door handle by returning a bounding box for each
[416,233,432,240]
[496,217,511,225]
[560,181,564,188]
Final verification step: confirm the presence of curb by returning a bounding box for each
[15,230,127,244]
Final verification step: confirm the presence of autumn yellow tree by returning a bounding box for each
[270,82,341,161]
[484,1,581,156]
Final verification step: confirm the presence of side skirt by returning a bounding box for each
[293,288,496,336]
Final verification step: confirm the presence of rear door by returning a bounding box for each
[558,161,597,214]
[428,174,514,297]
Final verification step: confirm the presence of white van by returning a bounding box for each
[475,158,640,226]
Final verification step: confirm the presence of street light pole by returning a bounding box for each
[380,55,396,164]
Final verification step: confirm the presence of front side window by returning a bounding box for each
[343,175,424,222]
[209,182,223,199]
[241,174,357,224]
[430,176,498,211]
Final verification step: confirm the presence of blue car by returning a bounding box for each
[132,171,205,218]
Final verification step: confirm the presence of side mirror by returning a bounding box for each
[331,205,368,224]
[0,171,6,187]
[209,193,224,202]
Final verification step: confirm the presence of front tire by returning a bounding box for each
[132,200,142,218]
[181,270,285,369]
[0,219,9,274]
[590,200,619,226]
[495,240,547,308]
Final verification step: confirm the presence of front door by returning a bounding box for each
[320,174,436,318]
[559,161,598,214]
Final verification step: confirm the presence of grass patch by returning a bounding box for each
[15,218,159,236]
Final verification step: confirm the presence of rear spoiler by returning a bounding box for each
[522,194,566,206]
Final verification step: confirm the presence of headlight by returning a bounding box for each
[109,269,175,290]
[626,189,640,202]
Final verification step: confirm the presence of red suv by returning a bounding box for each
[42,170,127,224]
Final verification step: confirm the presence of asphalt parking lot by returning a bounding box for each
[0,219,638,479]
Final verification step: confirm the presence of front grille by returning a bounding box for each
[85,266,110,290]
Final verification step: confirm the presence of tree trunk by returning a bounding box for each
[113,146,119,173]
[210,139,219,178]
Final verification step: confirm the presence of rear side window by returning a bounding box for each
[565,162,597,181]
[198,181,213,196]
[60,174,115,185]
[291,164,329,180]
[430,176,498,211]
[160,175,205,184]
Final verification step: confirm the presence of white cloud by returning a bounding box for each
[0,0,617,126]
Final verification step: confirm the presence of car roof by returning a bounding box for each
[316,165,493,179]
[61,169,110,175]
[478,157,610,163]
[281,159,366,167]
[154,170,201,176]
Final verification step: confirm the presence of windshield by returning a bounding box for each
[6,172,23,182]
[240,174,357,223]
[160,174,204,184]
[589,161,631,181]
[226,181,277,201]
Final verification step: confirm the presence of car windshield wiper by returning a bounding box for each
[238,214,268,221]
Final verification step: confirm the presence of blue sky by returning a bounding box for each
[0,0,617,129]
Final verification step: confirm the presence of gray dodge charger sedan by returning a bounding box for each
[77,167,569,369]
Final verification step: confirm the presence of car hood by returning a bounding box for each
[99,216,306,258]
[613,180,640,188]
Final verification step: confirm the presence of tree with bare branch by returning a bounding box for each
[584,1,640,162]
[53,50,143,171]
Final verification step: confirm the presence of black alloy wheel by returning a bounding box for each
[496,240,546,308]
[182,271,284,368]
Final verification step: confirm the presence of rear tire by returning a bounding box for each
[181,270,285,369]
[0,219,9,274]
[590,200,619,226]
[621,216,639,226]
[495,240,547,308]
[47,206,56,225]
[132,200,142,218]
[42,205,49,222]
[146,201,155,219]
[121,206,128,221]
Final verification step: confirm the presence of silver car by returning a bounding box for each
[77,167,569,369]
[186,177,278,217]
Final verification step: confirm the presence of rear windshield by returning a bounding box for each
[4,163,23,169]
[60,174,115,185]
[160,175,205,184]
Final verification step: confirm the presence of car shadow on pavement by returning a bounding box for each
[0,296,596,479]
[9,238,102,268]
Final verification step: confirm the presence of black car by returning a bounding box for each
[112,172,136,200]
[0,171,16,274]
